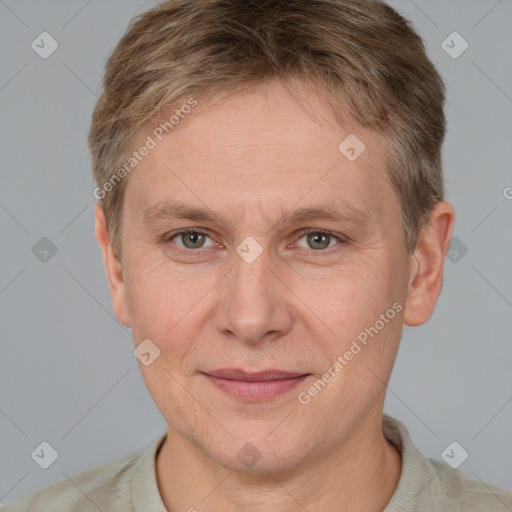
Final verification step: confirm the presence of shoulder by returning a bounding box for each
[1,449,144,512]
[382,415,512,511]
[424,457,512,511]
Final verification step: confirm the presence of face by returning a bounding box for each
[101,81,417,473]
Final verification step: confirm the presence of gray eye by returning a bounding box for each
[180,232,207,249]
[306,232,332,250]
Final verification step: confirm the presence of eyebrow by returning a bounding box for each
[141,200,374,228]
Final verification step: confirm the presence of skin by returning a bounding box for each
[95,80,455,511]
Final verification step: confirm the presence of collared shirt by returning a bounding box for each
[2,414,512,511]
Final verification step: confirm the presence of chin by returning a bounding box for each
[199,421,318,475]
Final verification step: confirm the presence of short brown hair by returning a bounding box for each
[88,0,446,258]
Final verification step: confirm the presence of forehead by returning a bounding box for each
[125,81,396,227]
[144,82,387,162]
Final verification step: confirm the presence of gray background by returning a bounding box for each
[1,0,511,506]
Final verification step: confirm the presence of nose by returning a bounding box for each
[213,242,293,346]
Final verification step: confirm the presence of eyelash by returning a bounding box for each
[164,228,346,256]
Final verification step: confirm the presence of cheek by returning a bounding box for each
[297,256,405,383]
[297,257,395,333]
[123,255,201,336]
[137,361,208,443]
[124,257,218,381]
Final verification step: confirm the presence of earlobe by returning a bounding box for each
[94,204,132,327]
[403,201,455,327]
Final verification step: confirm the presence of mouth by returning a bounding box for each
[201,369,312,400]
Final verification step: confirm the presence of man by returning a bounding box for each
[3,0,512,510]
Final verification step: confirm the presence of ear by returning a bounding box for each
[403,201,455,326]
[94,204,131,327]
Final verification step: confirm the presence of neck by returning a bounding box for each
[156,407,402,512]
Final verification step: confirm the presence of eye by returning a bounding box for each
[164,228,346,255]
[165,229,216,250]
[294,229,345,253]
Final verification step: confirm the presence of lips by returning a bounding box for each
[205,368,308,381]
[202,368,311,400]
